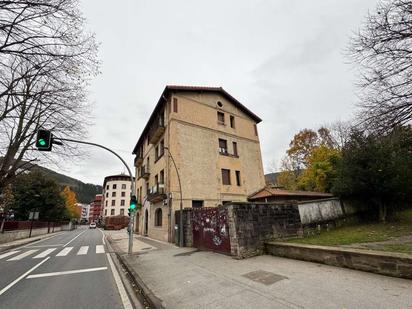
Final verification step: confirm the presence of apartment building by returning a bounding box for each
[88,194,102,223]
[101,174,132,217]
[132,86,266,242]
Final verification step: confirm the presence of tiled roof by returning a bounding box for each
[249,186,334,200]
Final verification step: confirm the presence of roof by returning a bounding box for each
[132,85,262,154]
[248,186,334,200]
[103,174,134,187]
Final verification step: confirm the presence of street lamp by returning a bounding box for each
[163,146,183,247]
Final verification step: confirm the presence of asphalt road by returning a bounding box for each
[0,227,131,309]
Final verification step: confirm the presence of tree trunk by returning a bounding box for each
[379,203,387,223]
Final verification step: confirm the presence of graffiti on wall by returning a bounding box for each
[192,207,230,254]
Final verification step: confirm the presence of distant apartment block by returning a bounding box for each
[101,174,132,217]
[132,86,266,242]
[88,194,102,223]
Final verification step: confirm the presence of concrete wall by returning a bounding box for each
[298,198,345,225]
[0,226,64,244]
[265,242,412,280]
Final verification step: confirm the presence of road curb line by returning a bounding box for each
[106,234,164,309]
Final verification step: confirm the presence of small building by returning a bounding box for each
[79,204,89,223]
[248,186,333,203]
[89,194,102,223]
[101,174,132,217]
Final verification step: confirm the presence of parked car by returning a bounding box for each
[89,222,96,229]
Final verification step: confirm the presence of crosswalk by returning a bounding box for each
[0,245,106,262]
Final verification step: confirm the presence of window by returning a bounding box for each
[217,101,223,108]
[113,184,117,189]
[139,186,142,202]
[106,185,109,190]
[146,182,149,196]
[230,115,235,128]
[155,208,162,226]
[120,209,124,216]
[121,200,125,206]
[106,192,108,198]
[111,200,115,206]
[160,170,164,184]
[254,124,258,136]
[111,209,115,216]
[105,209,107,216]
[122,184,126,189]
[112,191,116,197]
[147,157,150,168]
[173,98,178,113]
[121,191,125,197]
[155,145,159,160]
[233,142,238,157]
[105,201,108,207]
[192,200,204,208]
[155,174,158,187]
[236,171,241,186]
[221,169,231,185]
[219,138,228,154]
[159,140,164,157]
[217,111,225,125]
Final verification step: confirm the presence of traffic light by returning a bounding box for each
[36,129,52,151]
[130,195,137,211]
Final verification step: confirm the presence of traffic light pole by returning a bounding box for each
[53,137,136,254]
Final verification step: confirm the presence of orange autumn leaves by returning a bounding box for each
[60,186,81,219]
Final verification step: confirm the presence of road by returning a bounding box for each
[0,227,132,309]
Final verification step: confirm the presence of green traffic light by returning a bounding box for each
[38,138,46,146]
[130,203,136,210]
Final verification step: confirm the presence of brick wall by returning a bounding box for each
[226,202,302,258]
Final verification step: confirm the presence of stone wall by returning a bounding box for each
[226,202,302,258]
[265,242,412,280]
[0,226,64,244]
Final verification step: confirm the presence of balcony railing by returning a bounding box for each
[147,184,167,203]
[148,115,165,144]
[139,165,150,180]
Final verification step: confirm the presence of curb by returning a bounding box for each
[106,235,165,309]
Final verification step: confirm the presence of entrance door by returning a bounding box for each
[144,209,148,236]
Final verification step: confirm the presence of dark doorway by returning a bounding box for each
[144,209,148,236]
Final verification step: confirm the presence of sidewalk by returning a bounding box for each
[0,231,63,253]
[106,231,412,309]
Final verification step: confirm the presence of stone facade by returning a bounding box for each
[133,86,266,242]
[226,202,302,258]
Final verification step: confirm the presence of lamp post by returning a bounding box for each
[163,146,183,247]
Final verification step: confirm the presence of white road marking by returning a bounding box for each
[33,248,57,259]
[7,249,38,261]
[96,245,105,254]
[106,253,133,309]
[0,257,49,296]
[98,228,106,245]
[56,247,73,257]
[63,229,87,247]
[77,246,89,255]
[26,267,108,279]
[0,251,20,260]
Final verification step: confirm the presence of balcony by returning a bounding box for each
[139,165,150,180]
[134,154,143,167]
[147,184,167,203]
[148,115,165,144]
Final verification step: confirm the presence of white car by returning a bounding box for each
[89,222,96,229]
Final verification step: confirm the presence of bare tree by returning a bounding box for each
[349,0,412,132]
[0,0,99,190]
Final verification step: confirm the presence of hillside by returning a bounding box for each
[30,165,102,203]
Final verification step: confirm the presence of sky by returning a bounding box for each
[59,0,378,185]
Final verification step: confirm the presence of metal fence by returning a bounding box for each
[2,221,68,231]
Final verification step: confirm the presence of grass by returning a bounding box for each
[286,209,412,253]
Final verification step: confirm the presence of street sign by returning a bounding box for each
[29,211,39,220]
